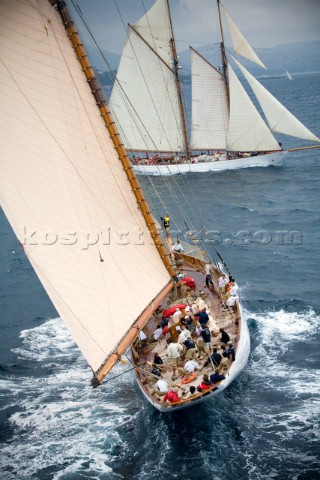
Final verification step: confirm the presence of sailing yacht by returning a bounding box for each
[286,70,293,80]
[109,0,319,175]
[0,0,249,412]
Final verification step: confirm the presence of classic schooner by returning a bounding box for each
[0,0,249,412]
[109,0,319,175]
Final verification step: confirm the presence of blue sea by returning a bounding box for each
[0,73,319,480]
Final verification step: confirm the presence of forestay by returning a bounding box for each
[0,0,171,374]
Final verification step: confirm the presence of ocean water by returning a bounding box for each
[1,73,320,480]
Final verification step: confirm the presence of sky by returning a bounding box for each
[71,0,320,55]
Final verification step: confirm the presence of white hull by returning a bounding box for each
[136,301,250,413]
[133,151,287,176]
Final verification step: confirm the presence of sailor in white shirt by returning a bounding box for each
[218,275,228,293]
[178,325,191,344]
[226,295,238,308]
[153,325,163,341]
[229,283,239,296]
[183,360,200,373]
[166,341,183,376]
[172,308,182,324]
[155,378,168,395]
[138,330,147,341]
[172,240,183,252]
[205,263,211,275]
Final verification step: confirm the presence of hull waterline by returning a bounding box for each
[133,151,287,175]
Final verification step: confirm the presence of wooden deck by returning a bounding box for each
[131,255,241,410]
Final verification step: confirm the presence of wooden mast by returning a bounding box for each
[217,0,230,109]
[166,0,190,157]
[51,0,176,384]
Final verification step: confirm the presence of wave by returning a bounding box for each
[1,309,319,480]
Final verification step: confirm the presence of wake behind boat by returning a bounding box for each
[0,0,249,412]
[109,0,319,175]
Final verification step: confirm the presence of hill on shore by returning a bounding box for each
[90,40,320,85]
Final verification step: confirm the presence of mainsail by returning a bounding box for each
[0,0,173,377]
[190,47,228,151]
[109,0,186,153]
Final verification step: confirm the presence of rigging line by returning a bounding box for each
[52,2,170,274]
[112,0,180,154]
[129,4,213,230]
[72,0,161,154]
[102,367,135,384]
[72,2,216,248]
[49,10,170,289]
[73,0,204,231]
[138,0,188,150]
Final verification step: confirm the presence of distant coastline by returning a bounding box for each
[92,40,320,86]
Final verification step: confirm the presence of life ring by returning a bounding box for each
[182,372,197,384]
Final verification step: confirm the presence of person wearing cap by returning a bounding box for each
[181,315,194,333]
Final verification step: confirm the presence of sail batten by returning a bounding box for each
[232,57,320,143]
[0,0,172,375]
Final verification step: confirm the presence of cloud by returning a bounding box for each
[73,0,320,54]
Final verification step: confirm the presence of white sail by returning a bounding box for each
[232,57,320,143]
[222,6,266,70]
[227,64,280,151]
[286,70,293,81]
[109,0,185,152]
[190,48,228,150]
[0,0,171,374]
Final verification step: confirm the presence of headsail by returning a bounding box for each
[0,0,172,377]
[227,64,280,151]
[232,57,320,143]
[109,0,185,152]
[190,47,228,150]
[222,5,266,70]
